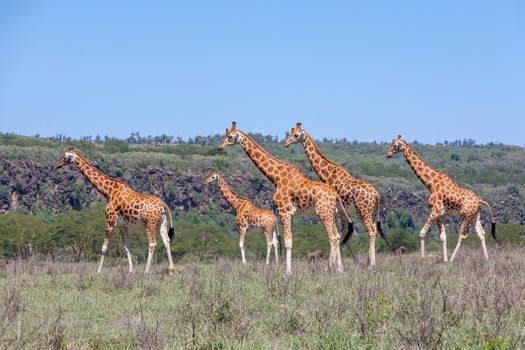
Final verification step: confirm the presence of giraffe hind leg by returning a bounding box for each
[121,226,134,273]
[450,218,472,262]
[474,212,489,260]
[272,229,279,264]
[159,213,175,273]
[144,222,158,274]
[318,211,343,273]
[439,219,448,262]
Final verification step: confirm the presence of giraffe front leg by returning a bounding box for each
[98,215,116,274]
[474,212,489,260]
[450,218,472,262]
[419,210,441,258]
[437,218,448,262]
[279,212,293,275]
[121,226,134,273]
[239,225,247,265]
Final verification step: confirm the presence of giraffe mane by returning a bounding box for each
[240,131,298,171]
[73,151,126,185]
[403,141,444,176]
[302,130,341,169]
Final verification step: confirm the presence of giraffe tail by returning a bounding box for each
[164,205,175,240]
[375,194,390,249]
[480,200,496,241]
[376,221,390,250]
[337,196,353,246]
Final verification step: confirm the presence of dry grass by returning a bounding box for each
[0,246,524,349]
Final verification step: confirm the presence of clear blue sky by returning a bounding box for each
[1,1,524,145]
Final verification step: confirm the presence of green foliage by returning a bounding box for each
[386,228,419,251]
[0,185,10,205]
[103,140,130,153]
[385,208,416,229]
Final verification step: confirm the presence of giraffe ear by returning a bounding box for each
[225,128,229,134]
[231,121,237,131]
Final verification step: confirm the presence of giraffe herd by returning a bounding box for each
[56,122,497,275]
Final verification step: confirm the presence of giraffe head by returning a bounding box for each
[217,121,242,150]
[386,135,406,158]
[284,123,306,148]
[204,172,220,185]
[56,148,79,169]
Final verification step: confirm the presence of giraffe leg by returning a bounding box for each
[437,217,448,262]
[319,211,343,273]
[419,209,441,258]
[474,212,489,260]
[363,219,377,266]
[121,226,134,273]
[239,225,247,265]
[159,213,175,274]
[144,223,158,274]
[272,229,279,264]
[145,244,156,273]
[450,218,472,262]
[98,215,116,274]
[279,212,293,275]
[341,212,359,265]
[264,227,273,265]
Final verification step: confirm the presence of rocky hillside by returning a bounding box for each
[1,134,524,229]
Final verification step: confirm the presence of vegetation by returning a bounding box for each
[0,131,524,260]
[0,132,524,349]
[1,247,524,349]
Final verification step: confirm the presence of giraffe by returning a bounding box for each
[284,123,388,266]
[205,172,279,265]
[217,122,350,274]
[386,135,496,262]
[56,148,176,273]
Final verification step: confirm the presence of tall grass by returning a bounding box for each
[0,246,524,349]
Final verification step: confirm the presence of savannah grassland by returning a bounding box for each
[1,246,524,350]
[0,135,525,349]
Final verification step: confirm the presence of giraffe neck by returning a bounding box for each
[301,131,342,183]
[401,142,441,190]
[238,132,295,185]
[217,176,246,211]
[74,155,120,199]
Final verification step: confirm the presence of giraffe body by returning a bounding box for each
[218,122,346,274]
[56,148,176,273]
[205,172,278,265]
[284,123,384,265]
[386,136,496,262]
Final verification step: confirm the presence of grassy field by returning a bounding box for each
[1,246,524,349]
